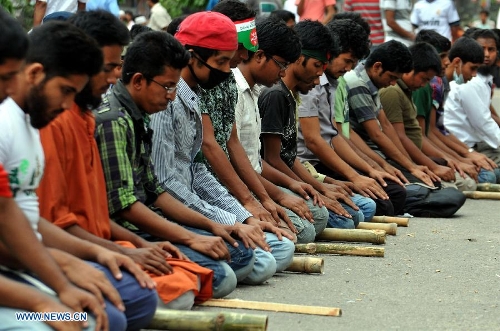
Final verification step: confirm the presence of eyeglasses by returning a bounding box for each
[148,78,177,94]
[270,56,290,71]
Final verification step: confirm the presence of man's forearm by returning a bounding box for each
[0,199,70,293]
[65,224,123,253]
[109,221,146,248]
[33,0,47,27]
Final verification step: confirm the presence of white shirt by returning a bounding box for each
[380,0,413,46]
[410,0,460,41]
[0,98,44,240]
[148,2,172,31]
[444,75,500,149]
[41,0,87,17]
[233,67,263,174]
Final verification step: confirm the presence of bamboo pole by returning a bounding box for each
[285,256,324,274]
[476,183,500,192]
[371,215,409,227]
[149,308,268,330]
[316,228,386,244]
[295,243,384,257]
[200,299,342,317]
[464,191,500,199]
[357,222,398,235]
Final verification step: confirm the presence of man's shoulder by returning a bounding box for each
[94,94,129,125]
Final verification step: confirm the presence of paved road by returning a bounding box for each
[194,198,500,330]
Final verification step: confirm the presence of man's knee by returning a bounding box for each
[213,263,237,298]
[159,290,195,310]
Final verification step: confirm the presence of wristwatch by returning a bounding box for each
[468,147,474,153]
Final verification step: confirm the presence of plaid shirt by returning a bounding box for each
[94,80,164,228]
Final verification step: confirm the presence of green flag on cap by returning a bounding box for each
[235,18,259,52]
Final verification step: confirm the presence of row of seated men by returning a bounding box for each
[1,2,498,329]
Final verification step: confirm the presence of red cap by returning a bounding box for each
[175,11,237,51]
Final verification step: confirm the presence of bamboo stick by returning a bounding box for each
[295,243,384,257]
[371,215,409,227]
[357,222,398,235]
[316,228,386,244]
[200,299,342,317]
[285,256,324,274]
[463,191,500,199]
[476,183,500,192]
[149,308,268,330]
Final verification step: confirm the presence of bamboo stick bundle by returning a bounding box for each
[149,308,268,330]
[357,222,398,235]
[476,183,500,192]
[285,256,324,274]
[464,191,500,199]
[316,228,386,244]
[371,215,409,227]
[200,299,342,317]
[295,243,384,257]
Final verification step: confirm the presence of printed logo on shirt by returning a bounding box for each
[8,158,41,197]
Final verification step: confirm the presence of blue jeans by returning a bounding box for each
[175,226,255,297]
[327,202,364,229]
[477,168,500,184]
[278,187,329,243]
[89,262,157,331]
[241,233,295,285]
[350,194,376,222]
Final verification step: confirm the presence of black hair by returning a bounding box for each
[333,11,370,36]
[150,0,160,3]
[123,31,190,83]
[365,40,413,73]
[213,0,256,21]
[327,19,370,60]
[270,9,295,23]
[124,10,134,17]
[480,9,489,16]
[448,37,484,65]
[409,42,441,74]
[294,20,332,66]
[130,24,153,41]
[463,27,479,38]
[0,8,29,65]
[68,10,130,47]
[166,15,188,35]
[415,29,451,53]
[27,21,102,79]
[469,27,499,48]
[253,16,301,63]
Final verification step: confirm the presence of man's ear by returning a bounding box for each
[253,49,266,64]
[450,57,461,68]
[25,63,45,86]
[130,72,145,90]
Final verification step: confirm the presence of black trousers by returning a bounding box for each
[314,162,406,216]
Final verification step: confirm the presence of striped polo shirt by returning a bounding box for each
[344,0,385,46]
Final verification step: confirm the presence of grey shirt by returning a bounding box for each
[297,73,339,166]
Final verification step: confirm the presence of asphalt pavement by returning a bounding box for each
[195,198,500,331]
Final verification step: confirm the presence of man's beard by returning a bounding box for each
[478,64,494,76]
[74,82,102,111]
[25,82,63,129]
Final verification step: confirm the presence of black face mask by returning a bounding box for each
[189,53,231,89]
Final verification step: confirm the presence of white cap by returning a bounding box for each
[134,15,147,25]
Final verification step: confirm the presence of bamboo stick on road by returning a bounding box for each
[285,256,324,274]
[149,308,269,330]
[316,228,386,244]
[295,243,384,257]
[357,222,398,235]
[372,215,409,227]
[200,299,342,317]
[464,191,500,199]
[476,183,500,192]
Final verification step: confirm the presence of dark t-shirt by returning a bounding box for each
[259,80,297,168]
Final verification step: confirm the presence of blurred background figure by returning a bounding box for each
[473,8,495,28]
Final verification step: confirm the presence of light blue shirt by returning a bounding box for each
[86,0,120,17]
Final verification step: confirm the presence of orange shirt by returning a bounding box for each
[38,103,111,239]
[37,103,212,304]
